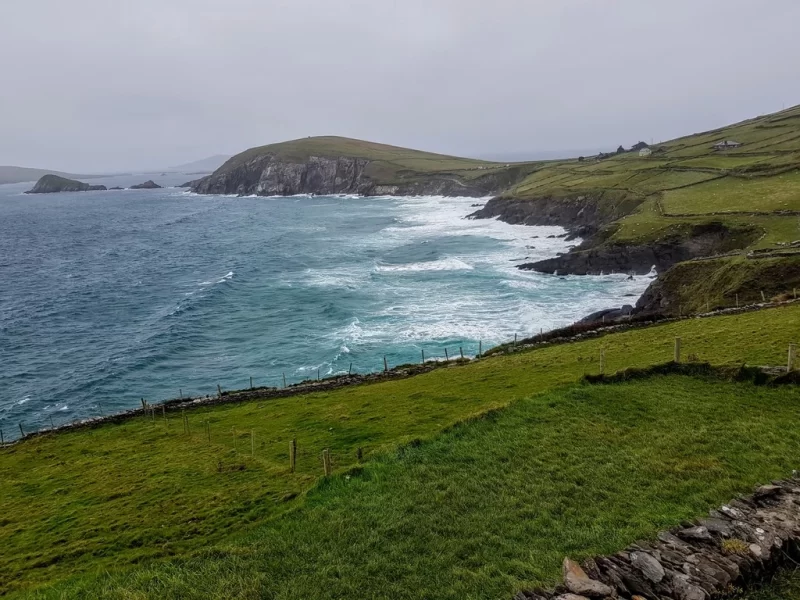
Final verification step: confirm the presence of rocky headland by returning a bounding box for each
[25,174,107,194]
[188,136,531,198]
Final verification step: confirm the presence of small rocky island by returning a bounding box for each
[25,174,107,194]
[129,180,162,189]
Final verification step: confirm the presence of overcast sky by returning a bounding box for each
[2,0,799,172]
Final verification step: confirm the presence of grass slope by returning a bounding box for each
[24,374,800,599]
[500,104,800,313]
[3,304,800,595]
[216,135,539,189]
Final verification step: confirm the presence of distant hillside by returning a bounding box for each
[192,136,537,197]
[472,103,800,316]
[167,154,231,173]
[0,166,95,185]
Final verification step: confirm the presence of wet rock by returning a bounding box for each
[562,558,614,597]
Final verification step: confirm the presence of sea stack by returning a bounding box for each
[129,180,162,189]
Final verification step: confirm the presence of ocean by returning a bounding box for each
[0,174,650,439]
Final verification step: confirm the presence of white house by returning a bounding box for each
[639,148,652,157]
[713,140,742,150]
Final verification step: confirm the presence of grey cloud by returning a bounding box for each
[1,0,799,171]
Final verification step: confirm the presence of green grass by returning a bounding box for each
[4,304,800,595]
[662,171,800,215]
[23,373,800,599]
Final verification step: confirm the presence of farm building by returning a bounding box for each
[639,147,652,157]
[713,140,742,150]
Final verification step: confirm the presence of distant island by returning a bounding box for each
[25,174,107,194]
[129,180,161,189]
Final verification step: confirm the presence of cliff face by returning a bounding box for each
[518,222,760,276]
[26,174,106,194]
[191,154,518,197]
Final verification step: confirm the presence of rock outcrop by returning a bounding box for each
[518,223,759,277]
[191,153,523,198]
[515,478,800,600]
[129,180,161,189]
[25,174,107,194]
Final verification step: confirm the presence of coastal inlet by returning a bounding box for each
[0,181,649,436]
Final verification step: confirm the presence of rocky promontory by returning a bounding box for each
[129,180,161,189]
[189,137,529,198]
[25,174,107,194]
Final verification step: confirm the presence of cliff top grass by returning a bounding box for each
[4,303,800,596]
[507,104,800,251]
[219,135,523,181]
[18,371,800,599]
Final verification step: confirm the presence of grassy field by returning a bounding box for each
[662,170,800,215]
[3,304,800,596]
[20,373,800,599]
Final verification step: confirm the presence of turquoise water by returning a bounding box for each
[0,175,650,438]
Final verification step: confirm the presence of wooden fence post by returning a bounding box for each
[460,347,464,360]
[444,348,449,361]
[384,356,388,372]
[349,362,353,375]
[289,438,297,472]
[179,388,183,399]
[317,368,320,381]
[674,337,682,363]
[356,447,363,461]
[761,290,766,302]
[18,424,24,438]
[788,343,796,373]
[283,373,287,388]
[0,428,3,445]
[421,349,425,364]
[217,384,222,397]
[322,448,332,476]
[478,340,482,358]
[514,333,517,347]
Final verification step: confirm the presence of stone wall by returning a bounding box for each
[515,479,800,600]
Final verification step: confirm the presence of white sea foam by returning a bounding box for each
[375,257,474,273]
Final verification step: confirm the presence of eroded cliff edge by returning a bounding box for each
[191,154,526,198]
[470,192,763,317]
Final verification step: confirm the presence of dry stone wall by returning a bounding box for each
[516,479,800,600]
